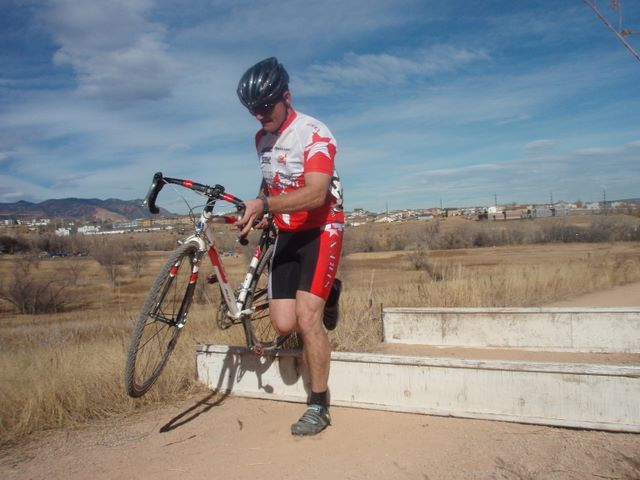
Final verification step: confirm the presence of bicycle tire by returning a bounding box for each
[246,245,299,351]
[124,242,199,397]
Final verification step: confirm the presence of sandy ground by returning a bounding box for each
[2,283,640,480]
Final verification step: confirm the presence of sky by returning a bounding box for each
[1,0,639,213]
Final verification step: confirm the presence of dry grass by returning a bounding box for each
[1,230,640,447]
[331,242,640,351]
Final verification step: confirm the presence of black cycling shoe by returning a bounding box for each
[291,404,331,436]
[322,278,341,331]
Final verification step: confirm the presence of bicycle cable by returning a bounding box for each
[166,181,203,227]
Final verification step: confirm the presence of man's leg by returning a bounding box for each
[295,290,330,393]
[290,290,332,436]
[269,293,330,392]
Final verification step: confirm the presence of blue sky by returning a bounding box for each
[1,0,639,212]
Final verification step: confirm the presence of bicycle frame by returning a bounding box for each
[144,171,274,344]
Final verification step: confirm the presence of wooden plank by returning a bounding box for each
[383,307,640,352]
[196,345,640,433]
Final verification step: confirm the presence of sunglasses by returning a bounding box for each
[249,100,280,116]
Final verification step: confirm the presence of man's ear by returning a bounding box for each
[283,90,292,107]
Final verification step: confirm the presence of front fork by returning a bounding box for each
[175,248,205,329]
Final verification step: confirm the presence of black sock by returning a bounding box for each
[309,390,328,408]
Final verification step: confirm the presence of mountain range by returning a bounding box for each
[1,196,638,223]
[0,198,173,222]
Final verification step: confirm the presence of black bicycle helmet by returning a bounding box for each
[237,57,289,110]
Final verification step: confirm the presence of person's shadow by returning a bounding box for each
[159,346,306,433]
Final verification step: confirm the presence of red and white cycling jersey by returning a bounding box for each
[255,109,344,232]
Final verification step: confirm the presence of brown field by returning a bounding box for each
[1,214,640,448]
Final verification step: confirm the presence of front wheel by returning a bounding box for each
[124,242,200,397]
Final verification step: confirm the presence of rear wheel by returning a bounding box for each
[124,242,200,397]
[215,244,299,351]
[246,246,299,351]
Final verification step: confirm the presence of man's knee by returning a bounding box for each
[269,299,297,335]
[295,292,325,334]
[296,312,321,335]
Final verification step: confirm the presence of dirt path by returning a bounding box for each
[547,281,640,308]
[2,284,640,480]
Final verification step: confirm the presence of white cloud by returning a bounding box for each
[574,146,625,156]
[496,114,531,126]
[0,189,24,201]
[40,0,177,103]
[389,140,640,207]
[524,139,557,151]
[171,0,422,56]
[295,47,489,95]
[169,143,190,152]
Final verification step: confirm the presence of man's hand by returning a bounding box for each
[235,198,263,237]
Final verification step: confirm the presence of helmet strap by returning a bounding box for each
[274,105,291,133]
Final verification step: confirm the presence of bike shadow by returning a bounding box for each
[159,390,228,433]
[159,347,306,433]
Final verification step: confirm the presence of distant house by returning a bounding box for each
[78,225,100,234]
[55,228,71,237]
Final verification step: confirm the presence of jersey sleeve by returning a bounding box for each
[304,131,336,175]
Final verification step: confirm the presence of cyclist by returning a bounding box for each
[236,57,344,436]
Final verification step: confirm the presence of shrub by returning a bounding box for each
[542,221,584,243]
[0,235,30,254]
[0,257,68,314]
[407,246,442,280]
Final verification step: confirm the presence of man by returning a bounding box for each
[235,57,344,436]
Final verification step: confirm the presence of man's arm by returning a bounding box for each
[236,172,331,237]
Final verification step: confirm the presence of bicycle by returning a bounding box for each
[124,172,296,398]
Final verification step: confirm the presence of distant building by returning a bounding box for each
[78,225,101,234]
[17,218,51,226]
[113,220,138,229]
[55,228,71,237]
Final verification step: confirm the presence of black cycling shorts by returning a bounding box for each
[269,223,343,301]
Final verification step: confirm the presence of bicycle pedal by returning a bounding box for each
[206,274,218,284]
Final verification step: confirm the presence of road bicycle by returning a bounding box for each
[124,172,296,398]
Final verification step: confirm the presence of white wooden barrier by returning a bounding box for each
[196,345,640,433]
[383,307,640,353]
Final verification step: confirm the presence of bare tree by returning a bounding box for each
[583,0,640,62]
[91,239,129,286]
[129,242,148,276]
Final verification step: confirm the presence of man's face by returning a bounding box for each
[252,91,291,133]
